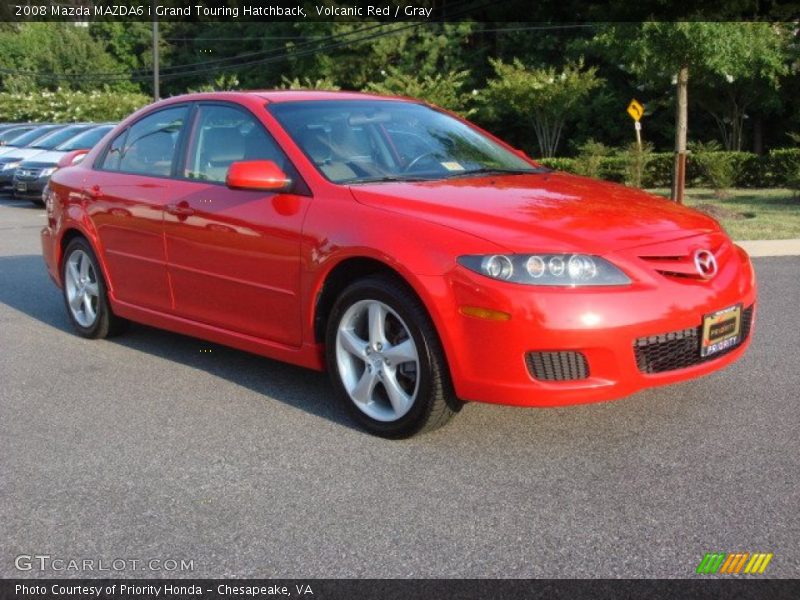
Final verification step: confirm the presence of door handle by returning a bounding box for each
[165,203,195,217]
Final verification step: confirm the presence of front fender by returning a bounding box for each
[300,196,506,370]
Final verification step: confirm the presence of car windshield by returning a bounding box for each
[268,100,541,184]
[5,126,58,147]
[56,125,114,151]
[0,127,34,143]
[30,125,91,149]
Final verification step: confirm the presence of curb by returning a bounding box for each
[737,239,800,258]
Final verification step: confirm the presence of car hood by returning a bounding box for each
[19,150,63,165]
[0,146,24,158]
[348,172,721,254]
[0,148,46,163]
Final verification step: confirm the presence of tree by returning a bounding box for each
[299,22,476,90]
[0,23,132,93]
[277,75,340,90]
[693,23,790,151]
[593,22,791,202]
[366,68,475,115]
[481,58,602,158]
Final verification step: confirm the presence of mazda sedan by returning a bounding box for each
[41,91,756,437]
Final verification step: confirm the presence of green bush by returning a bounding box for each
[540,148,798,189]
[765,148,800,188]
[538,157,578,173]
[574,139,611,179]
[689,141,735,198]
[621,142,654,188]
[0,88,150,122]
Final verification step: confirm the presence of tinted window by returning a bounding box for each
[57,125,114,152]
[30,125,92,149]
[184,104,288,183]
[113,106,187,177]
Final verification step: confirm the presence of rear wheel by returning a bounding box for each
[61,237,128,339]
[325,275,461,438]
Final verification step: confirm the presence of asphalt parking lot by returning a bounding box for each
[0,196,797,579]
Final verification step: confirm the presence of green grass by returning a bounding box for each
[648,188,800,241]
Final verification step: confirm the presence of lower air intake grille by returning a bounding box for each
[634,305,754,374]
[526,351,589,381]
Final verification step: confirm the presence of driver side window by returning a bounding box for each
[114,106,187,176]
[184,104,287,184]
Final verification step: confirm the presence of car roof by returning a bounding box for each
[165,90,416,105]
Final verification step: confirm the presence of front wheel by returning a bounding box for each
[61,237,128,339]
[325,275,461,438]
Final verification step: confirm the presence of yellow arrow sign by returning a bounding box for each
[627,98,644,121]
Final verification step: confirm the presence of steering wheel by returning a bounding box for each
[404,151,439,172]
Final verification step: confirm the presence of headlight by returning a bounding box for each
[40,167,57,178]
[458,254,631,286]
[1,161,20,171]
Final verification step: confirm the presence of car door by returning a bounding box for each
[88,105,189,312]
[163,102,311,347]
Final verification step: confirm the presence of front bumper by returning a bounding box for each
[12,175,47,199]
[424,242,757,407]
[0,170,16,191]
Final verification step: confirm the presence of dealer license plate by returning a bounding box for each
[701,304,742,357]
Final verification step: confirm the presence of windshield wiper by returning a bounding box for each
[442,166,550,178]
[347,175,435,184]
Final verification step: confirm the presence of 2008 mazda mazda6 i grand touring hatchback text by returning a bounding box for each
[41,91,757,437]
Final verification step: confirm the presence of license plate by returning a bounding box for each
[701,304,742,357]
[16,182,26,192]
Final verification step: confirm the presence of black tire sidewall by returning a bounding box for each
[325,278,439,438]
[61,238,111,338]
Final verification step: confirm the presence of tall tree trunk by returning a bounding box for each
[753,115,764,155]
[671,65,689,204]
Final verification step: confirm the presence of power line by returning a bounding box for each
[163,24,595,41]
[0,20,399,82]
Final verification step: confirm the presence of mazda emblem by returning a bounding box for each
[694,249,717,278]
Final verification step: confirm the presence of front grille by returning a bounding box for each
[526,351,589,381]
[15,168,42,180]
[634,305,754,374]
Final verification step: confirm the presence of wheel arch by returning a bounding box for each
[57,226,114,295]
[312,256,419,344]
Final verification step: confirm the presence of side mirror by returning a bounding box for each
[57,149,89,169]
[226,160,291,192]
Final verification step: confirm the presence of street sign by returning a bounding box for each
[627,99,644,122]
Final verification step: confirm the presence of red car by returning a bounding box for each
[41,91,756,437]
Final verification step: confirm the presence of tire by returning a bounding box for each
[61,237,128,339]
[30,197,45,207]
[325,274,462,438]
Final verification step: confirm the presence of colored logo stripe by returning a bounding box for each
[696,553,726,574]
[745,553,773,574]
[696,552,773,574]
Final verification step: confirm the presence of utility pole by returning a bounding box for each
[152,0,160,101]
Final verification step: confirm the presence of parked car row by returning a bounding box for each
[0,122,115,206]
